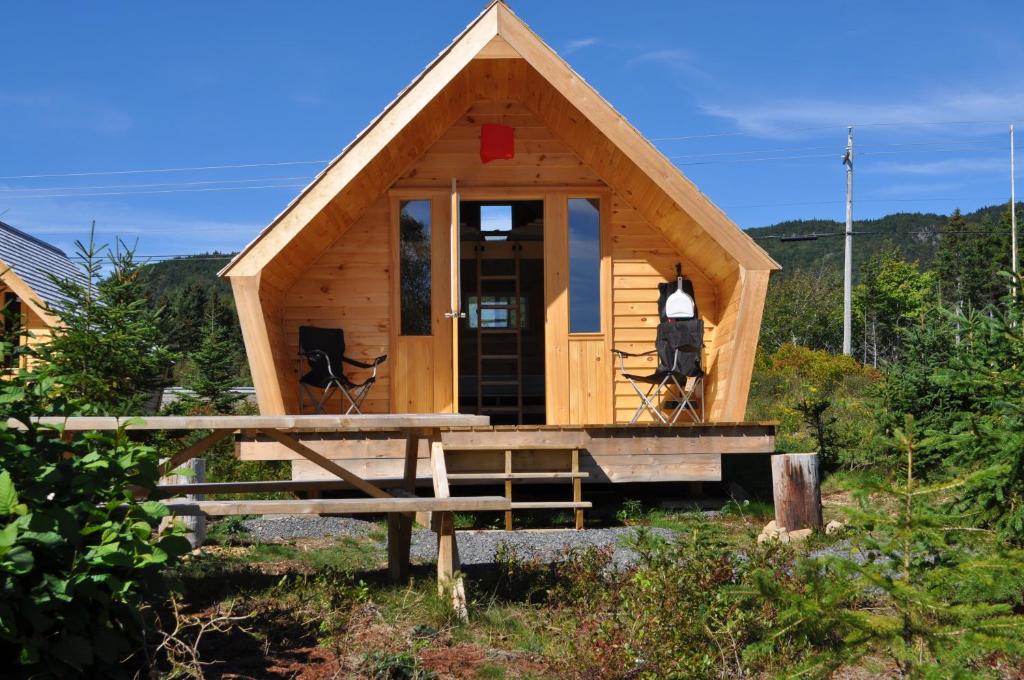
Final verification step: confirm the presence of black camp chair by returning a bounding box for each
[612,267,704,424]
[612,319,704,424]
[298,325,387,414]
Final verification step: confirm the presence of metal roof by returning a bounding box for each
[0,221,84,309]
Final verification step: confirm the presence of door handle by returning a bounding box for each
[444,310,467,319]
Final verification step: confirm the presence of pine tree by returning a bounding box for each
[934,208,1011,311]
[182,312,244,414]
[38,231,176,415]
[752,418,1024,676]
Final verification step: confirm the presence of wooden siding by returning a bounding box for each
[609,194,720,423]
[239,58,769,423]
[282,197,391,414]
[394,100,603,189]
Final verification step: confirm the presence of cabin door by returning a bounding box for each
[391,193,454,413]
[456,199,547,425]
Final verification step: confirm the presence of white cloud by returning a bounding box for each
[700,91,1024,138]
[0,90,133,134]
[865,157,1006,176]
[626,48,706,80]
[868,181,964,196]
[0,198,259,255]
[563,37,598,55]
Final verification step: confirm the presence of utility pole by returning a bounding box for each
[1012,124,1018,294]
[842,127,854,355]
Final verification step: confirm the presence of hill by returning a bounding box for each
[748,203,1015,280]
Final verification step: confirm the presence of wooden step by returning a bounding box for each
[163,496,511,517]
[446,472,589,480]
[509,501,593,510]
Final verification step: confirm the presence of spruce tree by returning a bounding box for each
[182,312,244,414]
[752,418,1024,676]
[38,232,176,415]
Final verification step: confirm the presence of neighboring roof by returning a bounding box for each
[220,1,780,278]
[0,220,82,321]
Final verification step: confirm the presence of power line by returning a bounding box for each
[0,183,308,199]
[650,118,1024,143]
[0,160,330,181]
[0,176,313,194]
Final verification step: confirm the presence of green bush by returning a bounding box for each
[0,365,191,676]
[747,343,882,469]
[881,279,1024,540]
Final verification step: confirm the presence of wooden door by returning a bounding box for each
[390,192,454,413]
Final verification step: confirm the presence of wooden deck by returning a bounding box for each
[237,421,776,485]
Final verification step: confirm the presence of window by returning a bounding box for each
[399,200,432,336]
[466,296,528,330]
[568,198,601,333]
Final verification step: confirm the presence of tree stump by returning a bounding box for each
[771,453,822,531]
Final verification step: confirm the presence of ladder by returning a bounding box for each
[474,242,524,423]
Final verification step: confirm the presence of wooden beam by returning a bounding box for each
[430,441,467,620]
[719,268,770,421]
[260,428,392,499]
[14,413,490,432]
[231,274,286,415]
[162,495,510,516]
[161,429,234,476]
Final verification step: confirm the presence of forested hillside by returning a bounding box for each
[749,203,1011,280]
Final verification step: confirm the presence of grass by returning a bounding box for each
[162,484,875,678]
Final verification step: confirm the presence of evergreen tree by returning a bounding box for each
[38,233,176,415]
[934,208,1010,311]
[182,312,244,414]
[753,419,1024,676]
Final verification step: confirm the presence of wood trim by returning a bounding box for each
[0,260,60,328]
[719,268,770,421]
[544,192,569,424]
[231,274,286,415]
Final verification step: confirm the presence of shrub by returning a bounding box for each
[0,359,190,676]
[747,344,881,469]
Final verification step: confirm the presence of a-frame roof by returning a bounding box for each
[220,1,779,279]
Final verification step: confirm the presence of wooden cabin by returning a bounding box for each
[0,221,80,366]
[222,2,780,487]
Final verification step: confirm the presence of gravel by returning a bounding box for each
[240,516,378,542]
[234,516,675,569]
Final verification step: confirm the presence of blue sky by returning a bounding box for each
[2,1,1021,259]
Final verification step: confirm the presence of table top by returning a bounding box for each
[9,413,492,432]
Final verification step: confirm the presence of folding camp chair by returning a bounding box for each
[612,319,704,424]
[298,325,387,414]
[611,264,704,424]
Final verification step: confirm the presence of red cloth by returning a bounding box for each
[480,123,514,163]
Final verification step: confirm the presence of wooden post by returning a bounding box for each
[389,432,421,584]
[430,441,467,620]
[504,449,513,531]
[771,453,823,531]
[571,448,583,530]
[162,458,207,548]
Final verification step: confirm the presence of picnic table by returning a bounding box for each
[16,413,503,618]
